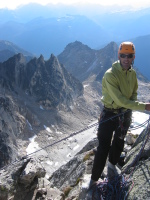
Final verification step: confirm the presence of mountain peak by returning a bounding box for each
[65,41,92,51]
[37,55,45,65]
[58,41,118,81]
[15,53,26,63]
[99,41,118,53]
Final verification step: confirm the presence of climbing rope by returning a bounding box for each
[92,175,134,200]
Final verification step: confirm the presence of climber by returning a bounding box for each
[89,41,150,189]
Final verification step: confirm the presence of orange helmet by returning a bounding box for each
[118,42,135,54]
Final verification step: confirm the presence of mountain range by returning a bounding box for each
[1,39,149,81]
[0,15,108,58]
[0,3,150,79]
[1,13,150,59]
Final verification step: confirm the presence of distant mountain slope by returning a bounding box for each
[0,40,34,62]
[0,49,15,62]
[0,4,150,59]
[133,34,150,80]
[58,41,149,82]
[58,41,118,81]
[0,15,108,58]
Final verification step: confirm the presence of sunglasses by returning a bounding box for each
[120,54,134,58]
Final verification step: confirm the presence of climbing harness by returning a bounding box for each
[103,107,132,139]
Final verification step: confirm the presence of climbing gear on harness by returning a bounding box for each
[118,111,126,139]
[103,106,129,139]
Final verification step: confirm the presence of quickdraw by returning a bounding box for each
[118,113,126,139]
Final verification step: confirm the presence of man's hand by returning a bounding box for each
[145,103,150,111]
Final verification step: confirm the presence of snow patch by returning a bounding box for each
[44,125,52,133]
[67,153,71,157]
[45,174,50,179]
[26,135,39,155]
[56,131,63,135]
[131,111,149,135]
[48,136,53,140]
[70,105,74,110]
[40,105,44,110]
[83,84,89,88]
[46,160,53,165]
[87,59,98,72]
[27,120,33,130]
[73,144,80,151]
[68,137,73,141]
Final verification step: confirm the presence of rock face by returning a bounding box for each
[1,127,150,200]
[27,54,83,108]
[0,95,26,168]
[0,158,46,200]
[0,53,83,109]
[0,52,84,168]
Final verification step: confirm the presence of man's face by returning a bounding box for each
[119,54,135,70]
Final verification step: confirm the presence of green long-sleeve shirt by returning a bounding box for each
[101,60,146,111]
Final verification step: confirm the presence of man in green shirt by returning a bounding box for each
[89,41,150,188]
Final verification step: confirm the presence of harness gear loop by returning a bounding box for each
[118,109,126,139]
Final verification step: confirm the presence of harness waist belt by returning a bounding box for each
[104,106,127,113]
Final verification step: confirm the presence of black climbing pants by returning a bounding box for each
[91,108,132,181]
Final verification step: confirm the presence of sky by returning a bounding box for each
[0,0,150,10]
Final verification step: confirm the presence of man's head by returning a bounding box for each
[118,41,135,70]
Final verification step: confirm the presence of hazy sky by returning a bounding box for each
[1,0,150,10]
